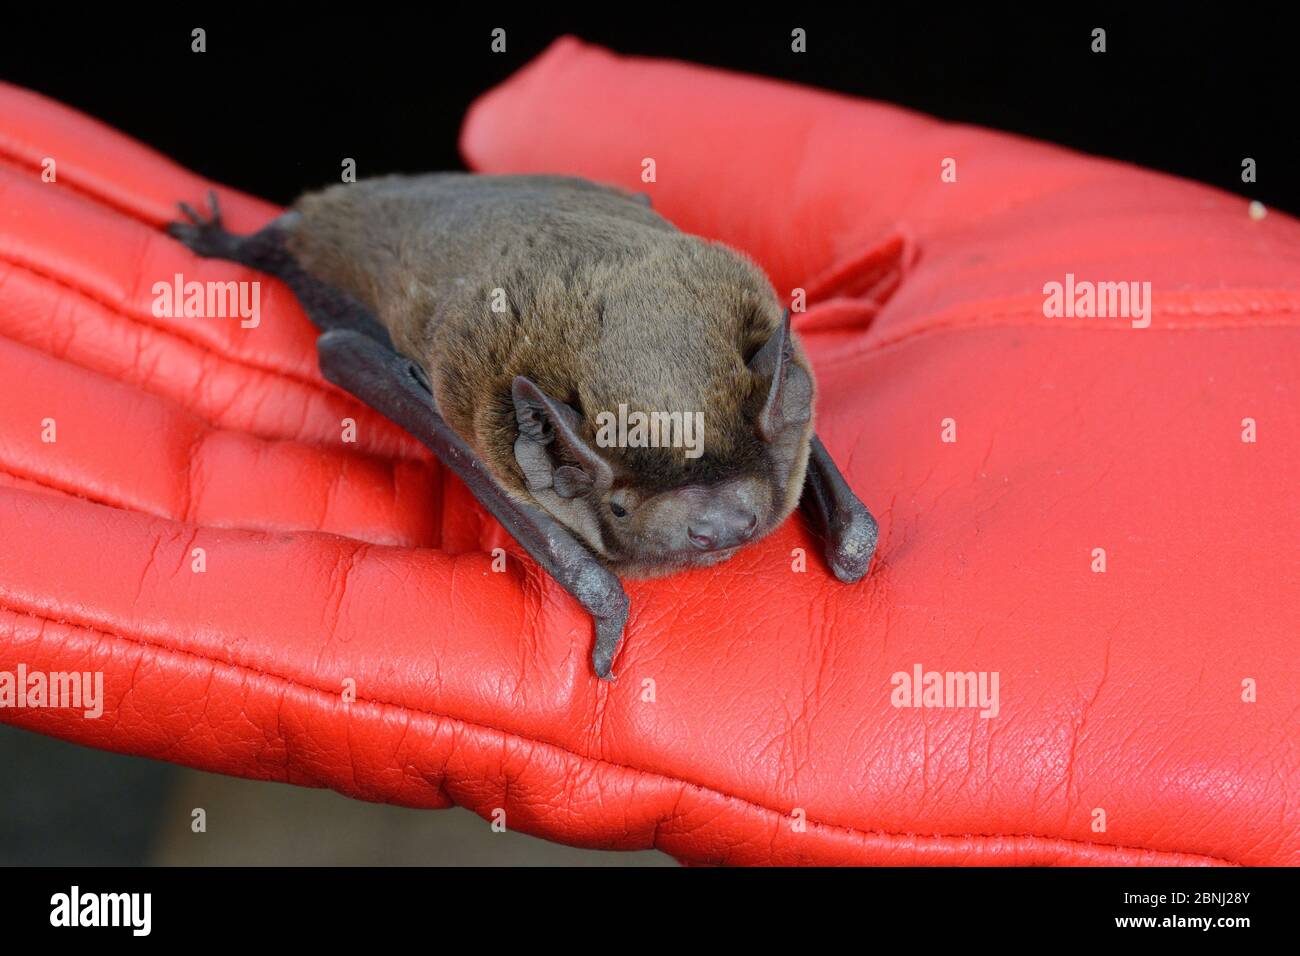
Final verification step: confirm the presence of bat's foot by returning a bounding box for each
[166,190,243,260]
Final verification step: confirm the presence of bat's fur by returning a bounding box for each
[281,174,815,576]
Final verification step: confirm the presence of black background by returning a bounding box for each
[1,864,1279,941]
[0,7,1294,213]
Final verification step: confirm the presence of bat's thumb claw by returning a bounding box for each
[595,634,624,681]
[591,644,619,681]
[580,568,628,682]
[828,505,878,583]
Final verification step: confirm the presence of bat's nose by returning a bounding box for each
[688,510,758,551]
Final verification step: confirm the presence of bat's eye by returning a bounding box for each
[609,489,637,519]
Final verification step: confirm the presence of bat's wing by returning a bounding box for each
[315,329,628,679]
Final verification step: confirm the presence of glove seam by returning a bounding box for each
[0,250,427,463]
[0,602,1242,866]
[817,303,1300,370]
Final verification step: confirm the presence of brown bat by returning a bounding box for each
[168,175,877,679]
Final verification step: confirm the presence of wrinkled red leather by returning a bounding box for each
[1,37,1297,865]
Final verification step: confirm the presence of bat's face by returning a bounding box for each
[511,311,814,577]
[593,465,802,577]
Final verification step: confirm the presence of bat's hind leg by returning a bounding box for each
[166,191,392,347]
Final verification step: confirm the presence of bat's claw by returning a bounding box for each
[584,570,629,681]
[593,654,619,682]
[826,502,878,583]
[176,200,203,225]
[591,618,624,680]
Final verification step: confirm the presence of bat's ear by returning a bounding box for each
[749,309,812,442]
[512,376,614,497]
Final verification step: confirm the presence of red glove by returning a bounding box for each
[2,37,1297,865]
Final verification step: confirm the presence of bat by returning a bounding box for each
[167,175,877,679]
